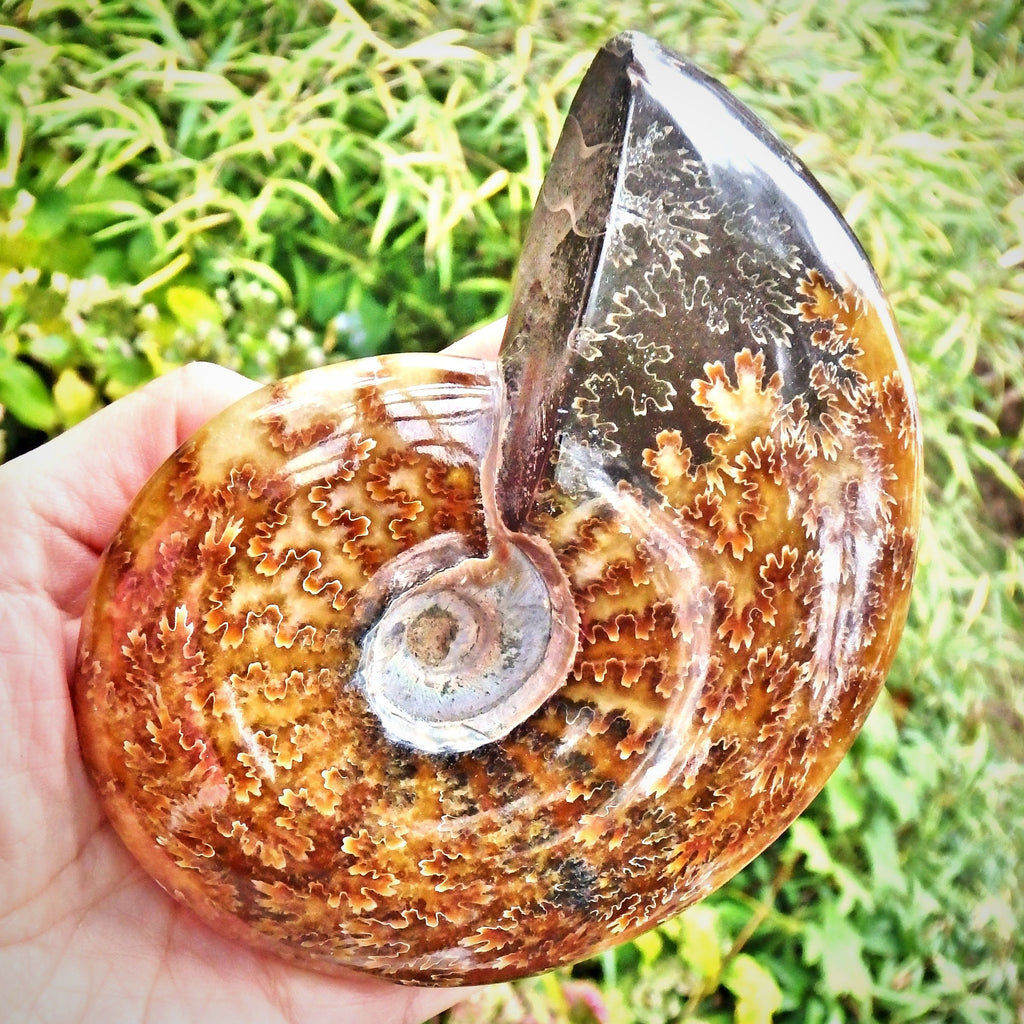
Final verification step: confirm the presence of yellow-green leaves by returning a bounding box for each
[803,907,873,1004]
[166,285,223,331]
[52,367,96,426]
[677,906,724,985]
[722,955,783,1024]
[0,356,55,431]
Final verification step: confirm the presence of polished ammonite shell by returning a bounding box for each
[73,32,922,986]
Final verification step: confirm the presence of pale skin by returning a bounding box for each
[0,319,505,1024]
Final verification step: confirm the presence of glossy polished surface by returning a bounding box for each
[74,32,921,985]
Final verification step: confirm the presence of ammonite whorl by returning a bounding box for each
[73,33,922,986]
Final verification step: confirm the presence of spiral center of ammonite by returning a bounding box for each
[353,534,579,755]
[405,605,460,668]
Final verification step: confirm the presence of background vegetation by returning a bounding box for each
[1,0,1022,1021]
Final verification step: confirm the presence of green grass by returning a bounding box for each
[2,0,1022,1021]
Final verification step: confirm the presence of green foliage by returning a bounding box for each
[2,0,1022,1021]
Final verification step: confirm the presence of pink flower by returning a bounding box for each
[562,980,609,1024]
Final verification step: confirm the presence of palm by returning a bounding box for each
[0,363,472,1024]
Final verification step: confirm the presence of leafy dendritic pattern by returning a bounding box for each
[553,46,850,484]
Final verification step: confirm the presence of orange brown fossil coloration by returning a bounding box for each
[73,33,921,985]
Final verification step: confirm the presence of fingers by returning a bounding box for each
[445,316,507,359]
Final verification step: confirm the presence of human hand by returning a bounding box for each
[0,319,505,1024]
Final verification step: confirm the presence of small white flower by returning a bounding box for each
[0,269,21,306]
[266,326,288,353]
[67,277,88,305]
[87,275,113,303]
[12,190,35,217]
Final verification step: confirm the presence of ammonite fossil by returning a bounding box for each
[74,33,922,986]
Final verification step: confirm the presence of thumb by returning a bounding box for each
[2,362,259,621]
[29,362,260,556]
